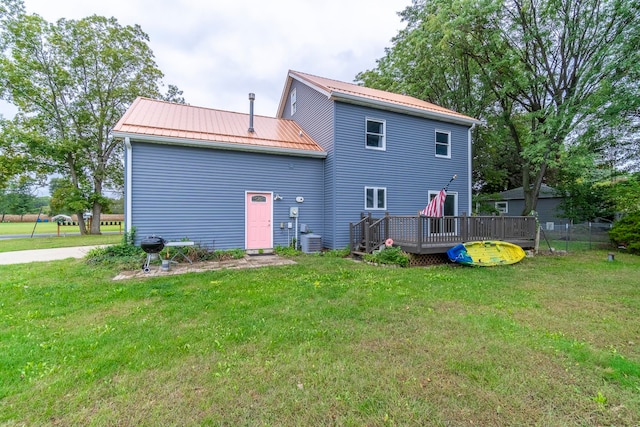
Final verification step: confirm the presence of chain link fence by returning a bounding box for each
[537,221,614,252]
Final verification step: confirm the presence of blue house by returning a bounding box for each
[112,70,480,251]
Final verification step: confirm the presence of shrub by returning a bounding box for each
[363,246,409,267]
[274,245,301,257]
[320,246,351,258]
[609,212,640,255]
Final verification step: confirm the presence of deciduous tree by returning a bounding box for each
[0,2,182,233]
[359,0,640,214]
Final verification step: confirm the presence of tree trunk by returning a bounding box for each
[76,211,88,235]
[90,201,102,235]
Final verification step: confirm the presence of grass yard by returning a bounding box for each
[0,221,123,236]
[1,251,639,425]
[0,234,121,253]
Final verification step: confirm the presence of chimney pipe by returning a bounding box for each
[248,93,255,133]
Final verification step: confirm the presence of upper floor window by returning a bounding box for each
[365,186,386,210]
[290,88,297,115]
[435,130,451,158]
[366,118,386,150]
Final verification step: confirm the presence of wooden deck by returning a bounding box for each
[350,213,537,255]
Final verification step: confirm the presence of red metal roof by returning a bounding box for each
[112,97,325,156]
[281,70,479,125]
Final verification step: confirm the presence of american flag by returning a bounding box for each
[421,189,447,217]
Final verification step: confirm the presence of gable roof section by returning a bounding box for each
[277,70,480,126]
[112,97,326,158]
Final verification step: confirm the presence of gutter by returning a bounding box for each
[111,132,327,159]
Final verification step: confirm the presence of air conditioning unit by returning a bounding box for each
[301,234,322,254]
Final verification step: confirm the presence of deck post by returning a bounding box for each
[461,212,468,241]
[349,222,354,253]
[384,212,390,241]
[364,223,370,254]
[417,212,423,253]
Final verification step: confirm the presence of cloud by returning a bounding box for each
[1,0,409,118]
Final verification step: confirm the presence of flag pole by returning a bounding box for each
[443,174,457,191]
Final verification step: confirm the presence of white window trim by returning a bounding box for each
[365,117,386,151]
[495,201,508,214]
[435,129,451,159]
[364,186,387,210]
[426,191,458,235]
[290,88,297,116]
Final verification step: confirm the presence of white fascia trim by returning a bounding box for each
[289,72,332,99]
[331,92,482,127]
[111,132,327,159]
[124,137,132,233]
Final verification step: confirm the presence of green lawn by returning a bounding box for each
[0,221,123,236]
[1,251,639,425]
[0,234,121,252]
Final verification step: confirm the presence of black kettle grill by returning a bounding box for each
[141,236,165,272]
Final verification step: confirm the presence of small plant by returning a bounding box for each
[363,245,409,267]
[274,245,301,257]
[320,246,350,258]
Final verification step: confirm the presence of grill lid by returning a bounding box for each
[141,236,165,253]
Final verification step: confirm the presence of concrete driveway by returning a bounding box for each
[0,246,106,265]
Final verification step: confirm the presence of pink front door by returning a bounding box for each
[246,192,272,249]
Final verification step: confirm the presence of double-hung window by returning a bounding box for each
[290,88,297,115]
[366,118,386,150]
[435,130,451,158]
[365,187,386,210]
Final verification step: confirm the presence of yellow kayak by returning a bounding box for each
[447,241,526,266]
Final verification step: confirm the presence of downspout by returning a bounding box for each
[125,137,132,234]
[468,124,475,215]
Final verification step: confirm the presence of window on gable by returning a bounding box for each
[365,187,386,210]
[366,118,386,150]
[495,201,508,214]
[290,88,297,115]
[435,130,451,158]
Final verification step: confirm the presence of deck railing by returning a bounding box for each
[350,213,537,255]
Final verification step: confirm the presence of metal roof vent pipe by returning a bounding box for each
[248,93,255,133]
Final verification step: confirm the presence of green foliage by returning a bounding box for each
[320,246,351,258]
[609,212,640,255]
[0,9,183,234]
[85,228,144,268]
[359,0,640,209]
[363,246,409,267]
[273,245,301,257]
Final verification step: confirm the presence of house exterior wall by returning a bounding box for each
[129,141,324,249]
[331,102,472,248]
[282,80,473,250]
[282,79,337,247]
[497,197,564,224]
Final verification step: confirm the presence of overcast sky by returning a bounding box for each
[2,0,409,118]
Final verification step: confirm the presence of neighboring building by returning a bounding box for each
[112,70,480,250]
[488,184,568,226]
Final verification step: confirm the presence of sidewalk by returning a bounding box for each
[0,246,106,265]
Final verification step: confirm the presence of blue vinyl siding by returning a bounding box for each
[129,142,323,249]
[332,102,472,248]
[283,79,338,248]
